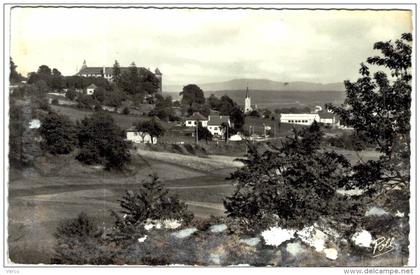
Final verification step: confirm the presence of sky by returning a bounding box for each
[10,7,412,88]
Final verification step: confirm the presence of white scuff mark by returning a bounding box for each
[395,210,405,218]
[286,242,305,256]
[209,224,227,233]
[137,235,147,243]
[163,219,182,229]
[351,230,372,248]
[123,214,127,219]
[324,248,338,260]
[171,228,198,239]
[297,225,328,252]
[29,119,41,129]
[155,222,162,229]
[261,227,296,247]
[336,188,364,196]
[365,207,389,217]
[240,237,260,246]
[144,223,154,231]
[209,253,221,265]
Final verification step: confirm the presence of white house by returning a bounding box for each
[183,112,232,137]
[86,83,97,95]
[184,112,208,127]
[279,113,320,126]
[126,127,157,144]
[319,113,337,125]
[206,115,231,136]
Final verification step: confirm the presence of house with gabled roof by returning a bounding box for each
[319,112,337,125]
[184,112,208,127]
[206,115,231,136]
[85,83,97,95]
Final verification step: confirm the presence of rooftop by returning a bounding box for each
[185,112,208,121]
[207,115,230,126]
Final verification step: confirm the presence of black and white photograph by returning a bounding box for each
[1,2,418,273]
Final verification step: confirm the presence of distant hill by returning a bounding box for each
[163,78,345,93]
[163,78,346,109]
[164,89,346,110]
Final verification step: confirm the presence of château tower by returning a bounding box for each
[81,60,87,70]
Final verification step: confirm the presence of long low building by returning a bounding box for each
[279,113,320,126]
[280,113,338,127]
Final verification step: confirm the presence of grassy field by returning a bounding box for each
[50,105,173,130]
[8,149,239,264]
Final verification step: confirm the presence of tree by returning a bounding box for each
[136,119,165,139]
[179,84,205,114]
[112,60,122,85]
[327,33,411,213]
[76,112,130,170]
[51,68,65,91]
[76,94,96,109]
[93,87,106,103]
[116,175,193,229]
[65,89,78,101]
[120,62,140,96]
[224,122,361,233]
[248,110,260,117]
[197,124,212,142]
[39,112,77,155]
[262,109,272,119]
[207,94,221,110]
[229,107,245,131]
[219,95,236,115]
[9,57,23,84]
[9,104,25,166]
[122,107,130,115]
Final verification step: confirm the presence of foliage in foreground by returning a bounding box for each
[224,122,364,233]
[327,33,411,214]
[53,175,194,264]
[111,174,193,241]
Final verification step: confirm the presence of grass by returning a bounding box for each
[8,149,236,264]
[51,105,172,130]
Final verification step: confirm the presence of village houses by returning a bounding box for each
[184,112,232,137]
[125,126,157,144]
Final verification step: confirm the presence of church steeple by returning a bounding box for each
[244,86,252,114]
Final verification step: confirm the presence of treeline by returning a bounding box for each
[13,60,161,106]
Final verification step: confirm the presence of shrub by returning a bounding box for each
[224,122,363,233]
[76,112,130,170]
[39,111,77,155]
[65,89,77,100]
[52,212,114,264]
[122,107,130,115]
[111,174,193,241]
